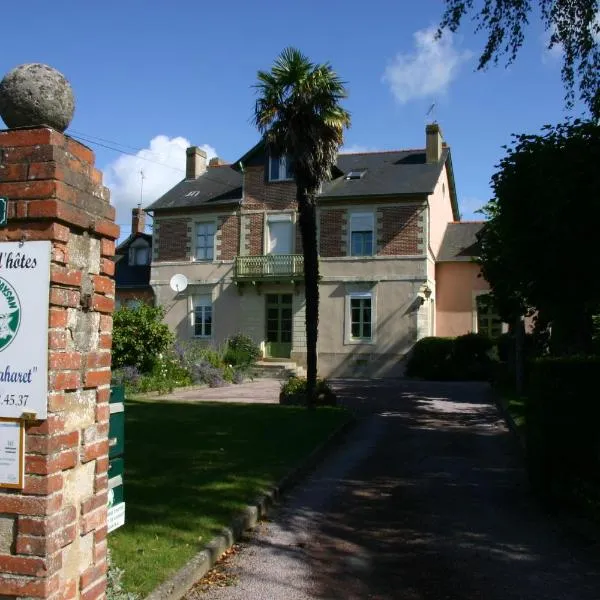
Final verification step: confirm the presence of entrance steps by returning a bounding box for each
[251,360,306,380]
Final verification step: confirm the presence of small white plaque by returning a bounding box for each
[0,241,51,419]
[0,418,24,489]
[107,502,126,533]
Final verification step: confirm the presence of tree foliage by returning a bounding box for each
[112,304,174,372]
[439,0,600,116]
[478,118,600,353]
[253,48,350,404]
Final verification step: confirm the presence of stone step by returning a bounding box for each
[251,360,303,380]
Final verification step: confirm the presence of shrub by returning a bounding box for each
[232,369,245,384]
[223,333,261,366]
[190,359,226,388]
[526,357,600,510]
[406,334,498,381]
[452,333,494,380]
[279,377,337,406]
[113,305,174,373]
[405,337,455,380]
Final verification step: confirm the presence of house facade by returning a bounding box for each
[147,124,471,377]
[114,208,154,308]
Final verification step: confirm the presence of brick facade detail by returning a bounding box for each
[377,205,424,255]
[216,215,239,260]
[155,219,190,261]
[244,214,264,256]
[0,127,117,600]
[243,166,296,211]
[319,209,346,257]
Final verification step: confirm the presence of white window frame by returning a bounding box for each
[194,221,216,262]
[348,211,375,257]
[345,291,376,345]
[264,212,295,254]
[191,294,213,338]
[268,155,294,182]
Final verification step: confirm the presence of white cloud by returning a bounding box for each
[383,26,472,104]
[104,135,216,235]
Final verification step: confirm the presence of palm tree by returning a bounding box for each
[254,48,350,407]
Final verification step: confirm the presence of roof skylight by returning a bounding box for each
[345,169,367,180]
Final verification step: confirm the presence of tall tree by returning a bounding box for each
[439,0,600,116]
[478,118,600,355]
[254,48,350,406]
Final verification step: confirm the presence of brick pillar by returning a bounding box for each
[0,127,118,600]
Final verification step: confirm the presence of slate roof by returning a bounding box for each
[146,146,453,212]
[146,166,242,212]
[321,149,449,198]
[115,233,153,288]
[437,222,485,262]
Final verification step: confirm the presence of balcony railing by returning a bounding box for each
[234,254,304,280]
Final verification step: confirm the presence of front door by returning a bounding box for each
[265,294,292,358]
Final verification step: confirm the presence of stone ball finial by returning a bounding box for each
[0,63,75,132]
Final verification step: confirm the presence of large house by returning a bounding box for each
[146,124,496,377]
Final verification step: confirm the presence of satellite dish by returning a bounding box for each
[169,274,188,293]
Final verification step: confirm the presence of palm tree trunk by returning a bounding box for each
[297,188,319,408]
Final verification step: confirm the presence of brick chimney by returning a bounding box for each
[132,207,145,235]
[426,123,443,163]
[209,156,227,167]
[186,146,207,179]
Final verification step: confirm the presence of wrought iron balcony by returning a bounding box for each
[234,254,304,281]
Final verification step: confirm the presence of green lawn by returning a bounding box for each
[109,399,349,596]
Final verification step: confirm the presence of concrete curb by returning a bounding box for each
[143,414,357,600]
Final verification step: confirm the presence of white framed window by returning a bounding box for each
[129,245,150,266]
[346,291,374,343]
[349,212,374,256]
[195,222,215,261]
[193,295,212,338]
[266,213,294,255]
[268,155,294,181]
[473,293,503,339]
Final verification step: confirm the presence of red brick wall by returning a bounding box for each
[377,205,424,255]
[245,214,264,255]
[0,127,117,600]
[244,166,297,210]
[319,209,346,257]
[217,215,239,260]
[155,219,189,261]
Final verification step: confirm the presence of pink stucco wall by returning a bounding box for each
[435,261,490,337]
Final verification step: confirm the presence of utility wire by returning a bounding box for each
[69,130,240,194]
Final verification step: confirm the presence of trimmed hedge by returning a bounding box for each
[405,334,494,381]
[525,357,600,509]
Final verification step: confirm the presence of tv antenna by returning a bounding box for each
[426,103,437,122]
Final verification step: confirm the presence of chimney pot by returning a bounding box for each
[131,207,145,235]
[426,123,443,163]
[209,156,226,167]
[186,146,207,179]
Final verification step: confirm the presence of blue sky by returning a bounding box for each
[0,1,589,240]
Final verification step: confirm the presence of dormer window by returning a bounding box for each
[269,155,294,181]
[345,169,367,180]
[129,245,150,266]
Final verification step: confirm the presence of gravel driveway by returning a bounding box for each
[186,379,600,600]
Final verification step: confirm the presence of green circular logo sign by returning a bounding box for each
[0,277,20,351]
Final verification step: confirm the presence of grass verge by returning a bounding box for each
[109,399,349,596]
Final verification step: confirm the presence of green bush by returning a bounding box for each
[452,333,494,380]
[526,357,600,510]
[406,334,496,381]
[405,337,455,380]
[223,333,261,366]
[279,377,337,406]
[113,305,174,373]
